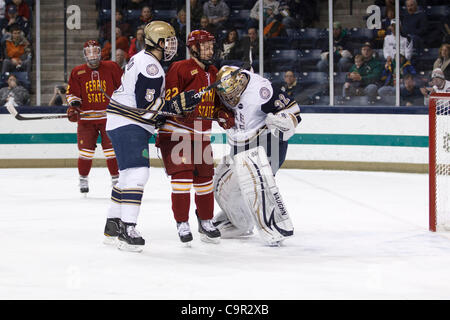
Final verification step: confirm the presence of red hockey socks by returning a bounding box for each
[193,176,214,220]
[171,171,193,222]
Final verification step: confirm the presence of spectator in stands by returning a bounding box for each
[0,73,29,106]
[170,8,187,40]
[2,23,31,73]
[125,0,150,11]
[128,26,145,59]
[2,5,30,40]
[189,0,204,28]
[374,5,395,48]
[218,29,241,60]
[249,0,280,29]
[281,70,302,98]
[433,43,450,80]
[401,0,436,49]
[281,0,318,28]
[101,27,129,61]
[115,48,127,70]
[48,83,68,106]
[132,5,153,32]
[378,54,417,96]
[400,73,426,106]
[317,21,353,73]
[383,19,414,62]
[343,54,366,97]
[6,0,30,21]
[199,15,216,37]
[238,27,260,65]
[202,0,229,30]
[343,42,382,101]
[99,10,132,46]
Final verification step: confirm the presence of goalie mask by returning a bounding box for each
[83,40,101,69]
[216,65,249,107]
[187,30,216,67]
[144,21,178,61]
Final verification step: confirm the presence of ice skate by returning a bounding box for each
[177,221,193,245]
[103,218,121,245]
[196,213,221,244]
[117,222,145,252]
[111,175,119,187]
[79,175,89,194]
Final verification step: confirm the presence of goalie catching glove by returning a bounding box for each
[214,107,235,129]
[265,111,298,141]
[67,101,81,122]
[165,89,201,115]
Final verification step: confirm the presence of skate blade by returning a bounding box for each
[200,234,220,244]
[103,235,118,245]
[117,240,144,253]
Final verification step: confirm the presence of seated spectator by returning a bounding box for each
[218,29,241,60]
[401,0,440,49]
[0,73,29,105]
[6,0,30,21]
[343,42,382,101]
[170,8,187,40]
[125,0,149,11]
[202,0,229,30]
[378,54,417,96]
[400,74,426,106]
[99,10,132,45]
[343,54,366,97]
[317,21,353,73]
[280,70,302,99]
[101,27,129,61]
[263,9,287,40]
[374,5,395,48]
[48,83,68,106]
[247,0,280,28]
[238,27,259,65]
[2,5,30,41]
[115,48,127,70]
[132,5,153,32]
[2,23,31,73]
[199,15,216,37]
[189,0,203,28]
[383,19,413,62]
[128,26,145,59]
[433,43,450,80]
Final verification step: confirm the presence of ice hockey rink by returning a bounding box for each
[1,166,450,300]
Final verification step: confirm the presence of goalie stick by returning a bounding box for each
[5,96,68,120]
[91,62,250,123]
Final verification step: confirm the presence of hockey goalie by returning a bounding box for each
[212,65,302,246]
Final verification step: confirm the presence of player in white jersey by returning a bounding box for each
[429,68,450,93]
[103,21,202,252]
[212,65,302,245]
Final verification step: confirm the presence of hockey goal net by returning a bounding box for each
[429,93,450,231]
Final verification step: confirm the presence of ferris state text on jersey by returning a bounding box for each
[161,59,220,135]
[66,60,123,122]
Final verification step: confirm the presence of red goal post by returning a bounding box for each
[429,93,450,232]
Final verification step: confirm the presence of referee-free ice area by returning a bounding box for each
[1,167,450,300]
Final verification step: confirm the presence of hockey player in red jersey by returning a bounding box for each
[156,30,235,244]
[66,40,123,193]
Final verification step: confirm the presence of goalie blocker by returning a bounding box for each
[214,146,294,246]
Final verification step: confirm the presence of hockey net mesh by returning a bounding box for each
[430,95,450,231]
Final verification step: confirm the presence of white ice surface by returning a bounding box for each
[1,167,450,300]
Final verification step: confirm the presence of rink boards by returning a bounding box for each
[0,106,429,172]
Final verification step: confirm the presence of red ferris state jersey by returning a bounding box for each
[161,59,220,135]
[66,60,123,123]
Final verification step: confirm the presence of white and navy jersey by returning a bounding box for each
[106,49,166,134]
[434,80,450,93]
[226,70,301,146]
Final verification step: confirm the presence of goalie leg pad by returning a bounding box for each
[233,146,294,245]
[213,156,255,237]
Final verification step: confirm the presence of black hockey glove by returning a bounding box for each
[166,90,201,115]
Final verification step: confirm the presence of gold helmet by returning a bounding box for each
[216,66,249,107]
[144,21,178,61]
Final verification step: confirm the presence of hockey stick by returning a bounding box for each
[5,96,68,121]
